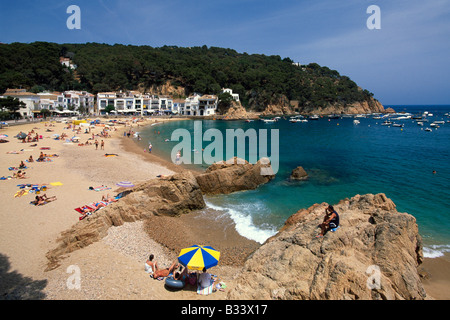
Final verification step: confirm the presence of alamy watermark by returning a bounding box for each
[170,121,279,175]
[66,265,81,290]
[367,5,381,30]
[67,5,81,30]
[366,265,382,290]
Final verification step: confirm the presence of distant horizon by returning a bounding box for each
[1,0,449,105]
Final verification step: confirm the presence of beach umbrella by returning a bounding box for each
[178,245,220,271]
[17,133,27,139]
[116,181,135,188]
[0,134,8,139]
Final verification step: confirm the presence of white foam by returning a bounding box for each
[423,244,450,258]
[205,201,277,244]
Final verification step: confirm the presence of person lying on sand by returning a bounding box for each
[101,194,117,203]
[152,261,179,280]
[32,194,57,206]
[14,170,27,179]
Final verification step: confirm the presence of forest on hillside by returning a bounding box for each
[0,42,375,111]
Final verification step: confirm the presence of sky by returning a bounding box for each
[1,0,449,105]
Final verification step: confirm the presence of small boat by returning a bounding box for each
[381,120,392,126]
[245,119,254,122]
[424,128,432,132]
[430,123,440,127]
[353,120,360,125]
[417,122,424,126]
[433,121,445,124]
[263,119,276,123]
[309,115,319,120]
[392,123,404,127]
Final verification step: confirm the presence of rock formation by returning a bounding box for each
[222,101,258,120]
[45,171,205,271]
[298,98,385,115]
[195,157,275,195]
[290,166,308,181]
[227,193,427,300]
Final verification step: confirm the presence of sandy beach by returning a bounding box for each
[0,116,448,300]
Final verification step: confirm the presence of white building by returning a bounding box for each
[181,93,218,116]
[222,88,240,102]
[60,57,77,69]
[56,90,95,115]
[1,89,40,118]
[97,91,173,115]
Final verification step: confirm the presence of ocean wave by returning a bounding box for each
[423,244,450,258]
[205,200,277,244]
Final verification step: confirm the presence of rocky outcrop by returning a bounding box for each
[196,157,275,195]
[290,166,308,181]
[222,101,259,120]
[45,171,205,271]
[299,98,385,115]
[227,193,427,300]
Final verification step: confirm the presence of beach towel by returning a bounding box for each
[14,190,29,198]
[40,147,51,150]
[89,185,111,191]
[9,166,28,171]
[197,279,214,295]
[50,182,63,186]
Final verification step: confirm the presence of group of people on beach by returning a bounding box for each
[145,254,213,289]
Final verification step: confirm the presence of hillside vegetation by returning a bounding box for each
[0,42,377,112]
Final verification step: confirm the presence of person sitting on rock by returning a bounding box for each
[317,205,340,238]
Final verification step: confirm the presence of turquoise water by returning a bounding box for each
[135,106,450,258]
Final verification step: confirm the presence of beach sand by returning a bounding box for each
[0,117,448,300]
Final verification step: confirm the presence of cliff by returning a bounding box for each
[260,96,385,116]
[227,193,428,300]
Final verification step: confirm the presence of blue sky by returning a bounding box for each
[1,0,449,105]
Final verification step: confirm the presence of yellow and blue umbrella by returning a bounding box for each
[178,245,220,271]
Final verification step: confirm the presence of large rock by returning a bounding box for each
[227,193,427,300]
[195,157,275,195]
[290,166,308,181]
[45,171,205,270]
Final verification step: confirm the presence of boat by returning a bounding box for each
[417,122,424,126]
[328,114,340,119]
[245,119,254,122]
[353,120,360,125]
[392,123,404,127]
[433,121,445,124]
[263,119,276,123]
[309,115,319,120]
[392,116,411,120]
[424,128,432,132]
[381,120,392,126]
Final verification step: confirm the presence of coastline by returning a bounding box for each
[0,117,448,300]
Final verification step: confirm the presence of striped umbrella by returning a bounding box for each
[178,245,220,271]
[116,181,135,188]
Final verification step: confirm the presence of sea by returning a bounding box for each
[134,105,450,259]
